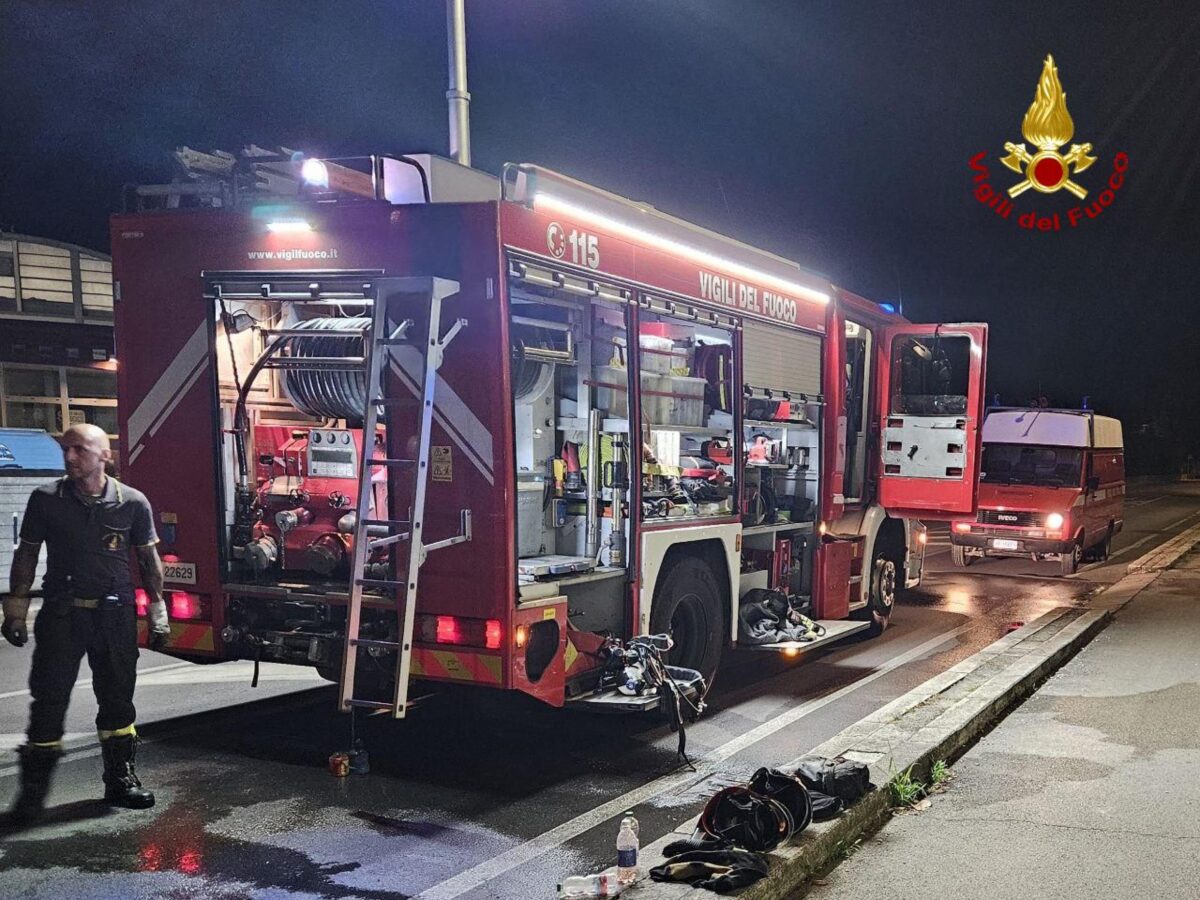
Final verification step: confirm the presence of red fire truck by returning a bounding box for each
[111,153,987,716]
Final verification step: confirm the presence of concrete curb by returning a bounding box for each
[628,529,1199,900]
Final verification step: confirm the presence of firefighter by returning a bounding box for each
[2,423,170,825]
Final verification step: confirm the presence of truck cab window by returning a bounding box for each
[890,333,970,416]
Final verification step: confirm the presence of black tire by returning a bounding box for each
[649,556,725,684]
[950,544,973,568]
[1060,539,1082,576]
[854,543,901,637]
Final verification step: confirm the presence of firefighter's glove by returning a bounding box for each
[2,595,31,648]
[147,599,170,652]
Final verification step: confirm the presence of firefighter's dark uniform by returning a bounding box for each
[15,475,158,811]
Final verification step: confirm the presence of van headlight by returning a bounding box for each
[1045,513,1064,530]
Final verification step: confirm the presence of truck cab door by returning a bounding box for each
[877,324,987,519]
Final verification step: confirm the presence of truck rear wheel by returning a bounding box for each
[950,544,973,568]
[649,556,724,685]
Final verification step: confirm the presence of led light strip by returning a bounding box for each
[534,192,830,305]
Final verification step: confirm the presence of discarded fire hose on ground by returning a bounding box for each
[595,633,708,768]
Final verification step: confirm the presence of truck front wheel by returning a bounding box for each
[854,544,900,637]
[649,556,725,685]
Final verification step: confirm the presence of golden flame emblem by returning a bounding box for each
[1000,55,1096,199]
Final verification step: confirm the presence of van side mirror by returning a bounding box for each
[1086,475,1100,492]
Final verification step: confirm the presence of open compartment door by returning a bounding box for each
[878,323,987,519]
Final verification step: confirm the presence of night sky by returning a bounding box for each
[2,2,1198,464]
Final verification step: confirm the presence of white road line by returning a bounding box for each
[415,624,973,900]
[1104,510,1200,563]
[0,661,194,701]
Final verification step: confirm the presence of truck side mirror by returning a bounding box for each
[1086,475,1100,492]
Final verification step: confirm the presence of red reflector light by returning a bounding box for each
[435,615,462,645]
[485,619,502,650]
[162,553,180,563]
[134,589,149,616]
[169,591,201,620]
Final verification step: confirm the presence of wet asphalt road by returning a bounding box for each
[1,480,1198,899]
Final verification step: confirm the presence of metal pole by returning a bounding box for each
[446,0,471,166]
[585,409,601,558]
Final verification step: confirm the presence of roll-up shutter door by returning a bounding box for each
[742,321,823,397]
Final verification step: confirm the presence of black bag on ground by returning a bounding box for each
[792,755,874,806]
[808,789,844,821]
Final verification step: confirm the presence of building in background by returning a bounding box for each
[0,232,118,460]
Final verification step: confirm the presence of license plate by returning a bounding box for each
[992,539,1020,551]
[163,561,197,585]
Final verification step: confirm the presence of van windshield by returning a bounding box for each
[981,443,1083,487]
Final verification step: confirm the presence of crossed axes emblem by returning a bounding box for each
[1001,141,1097,199]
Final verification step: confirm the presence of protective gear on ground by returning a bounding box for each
[649,848,770,893]
[738,589,827,645]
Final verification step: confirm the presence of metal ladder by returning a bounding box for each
[339,277,471,718]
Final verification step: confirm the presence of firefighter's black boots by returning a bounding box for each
[100,733,155,808]
[8,743,63,825]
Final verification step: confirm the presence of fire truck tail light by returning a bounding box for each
[416,615,510,650]
[135,589,149,616]
[485,619,502,650]
[435,616,462,645]
[169,592,207,621]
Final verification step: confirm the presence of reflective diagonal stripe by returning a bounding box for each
[137,620,215,652]
[411,648,502,684]
[126,322,209,453]
[390,349,495,485]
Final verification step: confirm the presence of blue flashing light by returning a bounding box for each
[878,302,897,314]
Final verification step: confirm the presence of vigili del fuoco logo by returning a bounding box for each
[969,55,1128,230]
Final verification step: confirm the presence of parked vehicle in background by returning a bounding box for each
[950,408,1124,575]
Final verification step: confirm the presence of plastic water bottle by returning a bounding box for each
[557,872,622,898]
[617,812,640,885]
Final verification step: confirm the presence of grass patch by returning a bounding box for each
[931,759,950,786]
[889,765,927,807]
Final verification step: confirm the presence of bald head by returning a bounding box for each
[61,423,113,485]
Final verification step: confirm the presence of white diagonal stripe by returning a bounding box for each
[126,322,209,450]
[390,350,495,485]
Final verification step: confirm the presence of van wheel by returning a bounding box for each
[951,544,973,568]
[1098,526,1114,561]
[1060,539,1082,576]
[650,557,724,685]
[854,549,899,637]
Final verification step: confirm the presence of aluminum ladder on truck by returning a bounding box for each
[339,276,471,718]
